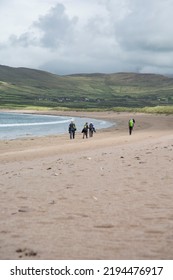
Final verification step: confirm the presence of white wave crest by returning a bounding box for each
[0,118,74,128]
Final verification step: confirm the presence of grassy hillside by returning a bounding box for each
[0,65,173,112]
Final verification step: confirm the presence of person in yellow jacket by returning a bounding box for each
[128,118,135,135]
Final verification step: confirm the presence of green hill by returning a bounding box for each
[0,64,173,111]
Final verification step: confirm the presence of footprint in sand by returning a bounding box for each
[134,156,140,160]
[94,224,114,229]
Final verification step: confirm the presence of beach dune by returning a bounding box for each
[0,111,173,259]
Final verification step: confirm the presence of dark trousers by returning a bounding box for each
[89,130,93,137]
[129,126,133,135]
[70,131,75,139]
[83,132,88,138]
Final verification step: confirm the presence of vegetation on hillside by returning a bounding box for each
[0,65,173,113]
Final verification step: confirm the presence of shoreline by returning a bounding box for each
[0,110,116,141]
[0,111,173,259]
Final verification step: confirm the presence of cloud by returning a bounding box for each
[2,3,77,49]
[0,0,173,75]
[114,0,173,52]
[33,3,78,49]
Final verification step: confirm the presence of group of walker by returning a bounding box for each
[68,121,96,139]
[68,118,135,139]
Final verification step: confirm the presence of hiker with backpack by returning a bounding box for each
[82,122,89,139]
[68,121,76,139]
[128,118,135,135]
[89,122,96,137]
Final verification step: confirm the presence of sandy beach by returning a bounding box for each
[0,111,173,260]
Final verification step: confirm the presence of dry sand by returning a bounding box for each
[0,111,173,260]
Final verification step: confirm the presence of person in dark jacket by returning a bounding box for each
[89,122,96,137]
[68,121,76,139]
[82,122,89,139]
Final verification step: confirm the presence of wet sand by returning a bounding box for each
[0,111,173,259]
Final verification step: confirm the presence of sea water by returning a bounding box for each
[0,112,113,140]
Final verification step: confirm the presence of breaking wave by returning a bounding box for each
[0,118,74,127]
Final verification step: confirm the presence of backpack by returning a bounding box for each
[69,123,76,132]
[129,119,134,128]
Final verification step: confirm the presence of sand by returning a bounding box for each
[0,111,173,260]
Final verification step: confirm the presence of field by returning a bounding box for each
[0,65,173,113]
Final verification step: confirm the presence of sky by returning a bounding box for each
[0,0,173,75]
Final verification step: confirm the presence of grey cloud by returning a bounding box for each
[40,59,117,75]
[33,3,78,49]
[40,0,173,75]
[1,0,173,75]
[114,0,173,53]
[9,32,37,47]
[4,3,78,50]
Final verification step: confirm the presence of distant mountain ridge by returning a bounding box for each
[0,64,62,87]
[0,64,173,109]
[1,64,173,85]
